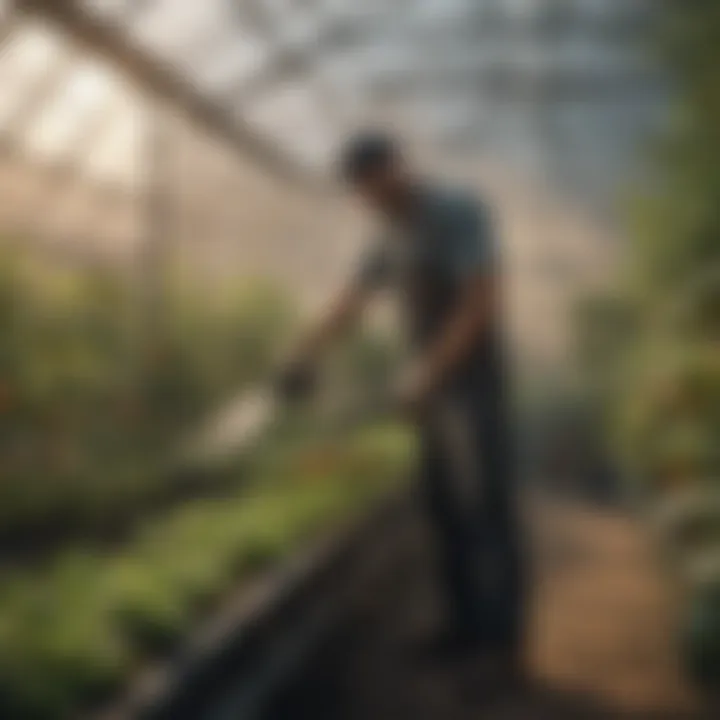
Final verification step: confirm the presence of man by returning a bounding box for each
[277,132,526,671]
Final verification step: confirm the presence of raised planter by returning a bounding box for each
[93,490,412,720]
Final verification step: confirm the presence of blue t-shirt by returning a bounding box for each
[356,184,497,297]
[357,184,505,395]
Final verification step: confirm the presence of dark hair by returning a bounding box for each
[338,131,399,183]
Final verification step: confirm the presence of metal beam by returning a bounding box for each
[2,224,132,267]
[16,0,318,187]
[224,0,301,101]
[177,0,271,82]
[1,139,128,214]
[136,101,172,366]
[225,14,357,104]
[233,0,277,35]
[35,174,134,242]
[0,73,122,231]
[189,0,310,74]
[225,4,654,106]
[125,0,157,17]
[368,64,663,104]
[0,87,133,241]
[472,1,654,40]
[0,148,134,246]
[225,2,351,127]
[182,23,238,72]
[476,68,663,101]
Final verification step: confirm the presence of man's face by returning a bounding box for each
[353,159,408,215]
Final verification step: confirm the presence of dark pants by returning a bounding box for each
[418,382,526,652]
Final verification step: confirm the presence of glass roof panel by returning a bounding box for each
[193,34,268,98]
[129,1,222,59]
[81,0,129,20]
[24,56,122,161]
[83,104,144,186]
[0,24,66,130]
[5,0,659,196]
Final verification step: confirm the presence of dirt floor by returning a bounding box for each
[269,495,709,720]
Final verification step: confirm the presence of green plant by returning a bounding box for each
[0,247,296,545]
[573,3,720,503]
[0,424,412,719]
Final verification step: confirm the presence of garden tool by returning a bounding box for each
[183,385,278,464]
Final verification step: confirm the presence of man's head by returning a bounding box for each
[338,131,412,214]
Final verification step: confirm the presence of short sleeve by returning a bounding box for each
[444,197,497,280]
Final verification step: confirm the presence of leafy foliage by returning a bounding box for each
[0,425,413,719]
[574,2,720,500]
[0,247,296,542]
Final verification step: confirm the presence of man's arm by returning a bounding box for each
[288,282,371,366]
[396,196,499,412]
[288,241,391,366]
[276,281,372,402]
[408,271,497,401]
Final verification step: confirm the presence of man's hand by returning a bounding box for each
[274,283,370,405]
[274,355,317,404]
[391,361,435,420]
[416,272,496,397]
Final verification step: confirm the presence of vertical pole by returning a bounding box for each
[0,1,15,44]
[143,101,170,356]
[530,0,570,372]
[134,99,173,415]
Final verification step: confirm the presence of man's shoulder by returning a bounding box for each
[425,183,487,221]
